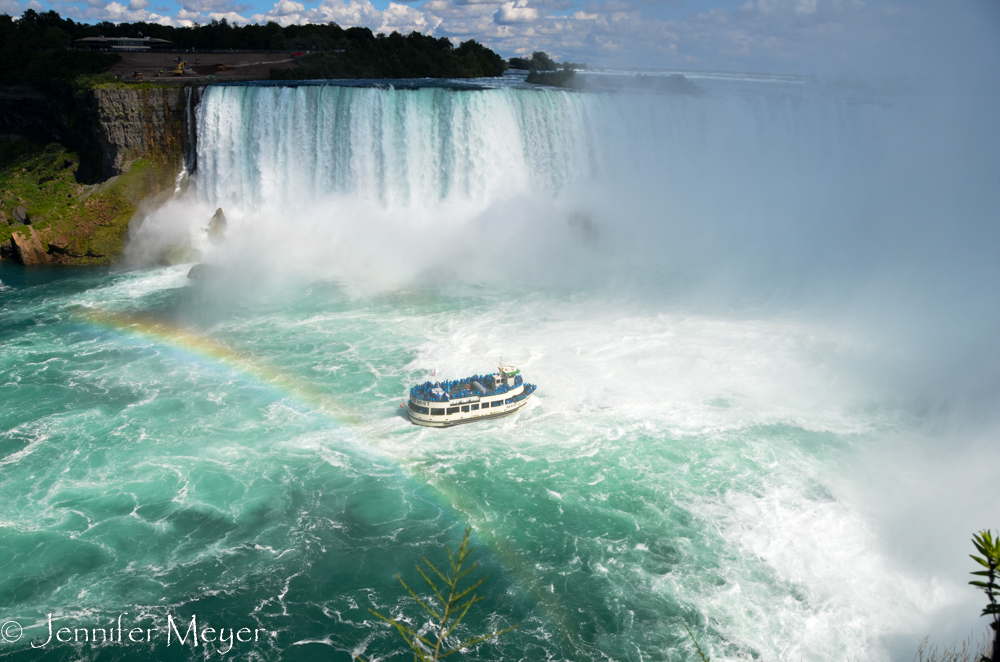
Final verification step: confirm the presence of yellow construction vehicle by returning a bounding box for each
[172,59,186,75]
[216,64,228,71]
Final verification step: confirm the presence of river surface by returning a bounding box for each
[1,73,998,661]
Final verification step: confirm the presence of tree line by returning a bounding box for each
[271,29,507,80]
[0,8,507,91]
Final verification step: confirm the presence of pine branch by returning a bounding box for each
[359,528,517,662]
[684,625,710,662]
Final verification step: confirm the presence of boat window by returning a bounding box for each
[462,405,470,413]
[408,402,429,415]
[447,407,460,415]
[492,401,501,408]
[505,397,514,404]
[431,408,444,416]
[471,404,479,411]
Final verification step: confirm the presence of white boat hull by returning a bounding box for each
[407,387,533,427]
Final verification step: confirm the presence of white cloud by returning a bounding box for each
[795,0,818,15]
[379,3,428,34]
[95,1,153,20]
[493,0,538,25]
[252,0,382,27]
[272,0,304,15]
[175,7,202,20]
[315,0,378,26]
[32,0,966,78]
[207,9,252,21]
[181,0,251,15]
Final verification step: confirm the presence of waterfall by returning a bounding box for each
[195,84,608,211]
[182,86,203,174]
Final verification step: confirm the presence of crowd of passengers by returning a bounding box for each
[410,374,525,403]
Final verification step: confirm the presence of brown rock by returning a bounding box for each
[48,235,70,254]
[10,227,50,265]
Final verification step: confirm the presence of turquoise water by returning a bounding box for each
[3,78,999,661]
[0,260,935,661]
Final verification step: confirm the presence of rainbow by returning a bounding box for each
[72,306,583,657]
[78,307,364,427]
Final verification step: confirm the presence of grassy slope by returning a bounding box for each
[1,137,176,264]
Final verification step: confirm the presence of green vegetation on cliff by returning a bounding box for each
[0,138,177,264]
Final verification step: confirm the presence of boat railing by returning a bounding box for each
[410,374,528,403]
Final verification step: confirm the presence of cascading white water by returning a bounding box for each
[194,82,880,212]
[189,81,931,298]
[114,78,1000,660]
[196,85,607,210]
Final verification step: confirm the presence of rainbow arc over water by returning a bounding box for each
[74,306,582,657]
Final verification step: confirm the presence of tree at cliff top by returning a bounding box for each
[0,11,119,97]
[525,69,580,88]
[1,10,505,83]
[271,29,506,80]
[510,51,586,72]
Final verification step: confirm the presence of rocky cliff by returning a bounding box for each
[91,86,186,180]
[1,83,189,266]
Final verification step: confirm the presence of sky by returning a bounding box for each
[1,0,998,76]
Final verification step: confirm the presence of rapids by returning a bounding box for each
[2,73,998,661]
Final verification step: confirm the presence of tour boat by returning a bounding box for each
[407,361,536,427]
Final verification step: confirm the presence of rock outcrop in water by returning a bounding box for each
[207,207,227,244]
[9,226,47,264]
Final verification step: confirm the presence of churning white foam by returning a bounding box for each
[115,75,1000,660]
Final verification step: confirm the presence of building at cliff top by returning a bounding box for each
[75,36,174,52]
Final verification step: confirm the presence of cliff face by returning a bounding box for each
[1,84,189,266]
[92,86,186,180]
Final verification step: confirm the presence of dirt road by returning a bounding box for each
[108,52,299,82]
